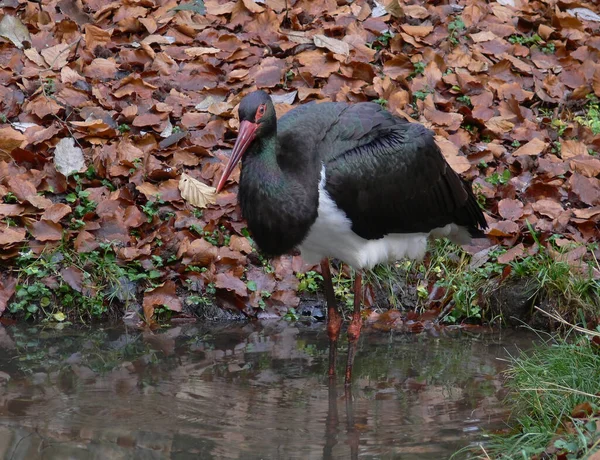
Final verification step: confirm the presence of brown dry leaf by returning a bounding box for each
[215,272,247,298]
[179,238,218,266]
[24,48,46,67]
[513,138,547,157]
[84,24,112,50]
[0,205,25,217]
[61,266,84,292]
[487,220,520,237]
[498,198,524,221]
[434,136,470,174]
[0,276,17,316]
[179,173,217,208]
[486,117,514,135]
[313,34,350,57]
[42,204,72,223]
[403,5,429,19]
[497,243,525,264]
[561,140,588,159]
[400,24,433,38]
[26,95,63,119]
[229,235,253,254]
[0,227,26,245]
[424,97,462,130]
[28,220,63,241]
[143,281,183,323]
[569,174,600,206]
[41,43,71,70]
[532,199,564,219]
[570,156,600,178]
[0,127,26,160]
[241,0,264,13]
[184,47,220,57]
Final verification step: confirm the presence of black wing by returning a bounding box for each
[322,103,487,240]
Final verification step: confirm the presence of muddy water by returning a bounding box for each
[0,323,532,459]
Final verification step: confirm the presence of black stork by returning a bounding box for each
[216,90,487,384]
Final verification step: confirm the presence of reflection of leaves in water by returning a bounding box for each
[8,328,158,376]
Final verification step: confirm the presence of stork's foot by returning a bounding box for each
[344,272,363,386]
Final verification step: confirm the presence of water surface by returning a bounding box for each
[0,322,532,459]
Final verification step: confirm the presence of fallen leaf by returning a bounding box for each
[0,15,31,49]
[42,204,72,223]
[567,8,600,22]
[184,47,221,57]
[498,198,524,221]
[179,173,217,209]
[28,220,63,241]
[143,281,183,323]
[0,276,16,316]
[41,43,71,70]
[313,34,350,56]
[497,243,525,264]
[0,227,26,245]
[215,272,247,298]
[512,138,547,157]
[569,174,600,206]
[61,266,84,292]
[54,138,86,176]
[0,127,26,160]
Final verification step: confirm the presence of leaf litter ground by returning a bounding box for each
[0,0,599,328]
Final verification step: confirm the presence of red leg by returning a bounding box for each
[345,271,363,386]
[321,258,342,378]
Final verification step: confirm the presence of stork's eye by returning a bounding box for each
[256,104,266,121]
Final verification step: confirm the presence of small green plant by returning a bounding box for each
[551,118,567,137]
[257,290,271,310]
[541,42,555,54]
[118,123,131,134]
[283,70,295,89]
[409,61,426,79]
[283,307,299,321]
[3,192,17,204]
[472,183,487,209]
[508,33,543,47]
[575,94,600,135]
[448,17,465,45]
[456,94,472,106]
[141,196,165,222]
[0,113,7,123]
[485,169,511,186]
[373,98,388,107]
[297,271,323,293]
[43,78,56,95]
[66,189,97,218]
[8,244,136,322]
[367,31,394,50]
[10,281,52,319]
[413,89,432,101]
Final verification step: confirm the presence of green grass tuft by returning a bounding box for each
[480,329,600,459]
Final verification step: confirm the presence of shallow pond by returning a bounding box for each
[0,322,533,459]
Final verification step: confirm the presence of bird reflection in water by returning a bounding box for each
[323,380,359,460]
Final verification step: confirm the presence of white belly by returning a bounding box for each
[298,167,470,270]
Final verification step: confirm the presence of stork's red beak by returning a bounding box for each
[216,120,258,193]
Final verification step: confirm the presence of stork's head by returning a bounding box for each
[216,91,275,192]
